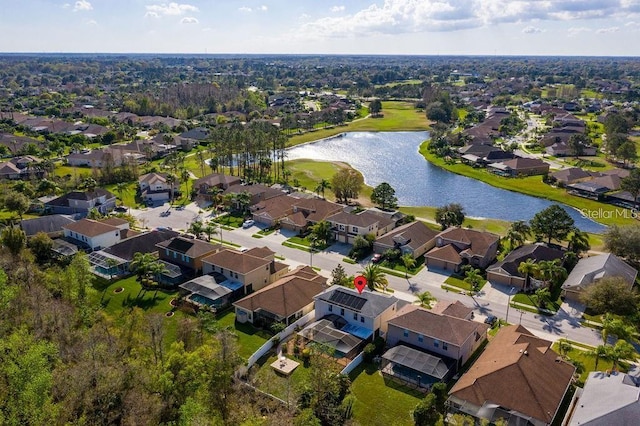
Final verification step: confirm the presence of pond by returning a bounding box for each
[286,131,606,233]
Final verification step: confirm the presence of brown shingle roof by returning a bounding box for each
[100,217,129,227]
[389,304,488,346]
[425,244,462,263]
[202,249,271,274]
[156,237,222,257]
[375,221,438,251]
[437,228,499,258]
[292,198,343,222]
[233,274,328,318]
[432,300,474,319]
[449,325,575,425]
[63,218,119,237]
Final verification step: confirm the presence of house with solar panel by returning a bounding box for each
[298,285,400,359]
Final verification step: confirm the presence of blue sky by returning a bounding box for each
[1,0,639,56]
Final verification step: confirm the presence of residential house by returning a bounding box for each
[282,197,344,230]
[486,243,565,290]
[562,253,638,303]
[62,217,130,251]
[546,141,597,157]
[462,107,510,145]
[223,183,286,207]
[327,210,395,244]
[459,144,514,166]
[550,167,597,186]
[384,304,488,386]
[138,172,179,204]
[45,188,117,217]
[567,174,622,201]
[88,229,180,278]
[201,247,289,294]
[488,157,550,177]
[447,325,575,426]
[425,228,499,272]
[178,274,244,311]
[0,161,22,180]
[193,173,242,201]
[373,221,438,259]
[565,372,640,426]
[66,147,141,168]
[298,285,400,359]
[251,195,298,228]
[156,237,223,282]
[233,266,328,326]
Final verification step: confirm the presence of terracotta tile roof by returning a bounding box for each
[201,249,271,274]
[389,304,488,346]
[234,274,328,319]
[449,325,575,425]
[63,218,119,237]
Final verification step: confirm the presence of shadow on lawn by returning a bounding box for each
[350,362,424,399]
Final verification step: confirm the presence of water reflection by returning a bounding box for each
[287,131,606,233]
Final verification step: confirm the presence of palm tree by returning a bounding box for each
[416,291,436,309]
[535,287,551,309]
[203,222,219,243]
[568,228,590,256]
[180,168,191,202]
[188,220,204,238]
[557,338,572,358]
[400,253,416,279]
[129,252,160,296]
[165,173,177,205]
[464,268,483,293]
[310,220,333,248]
[115,182,128,206]
[607,339,638,371]
[601,313,636,345]
[517,258,538,291]
[589,345,609,370]
[316,179,331,199]
[506,220,530,249]
[360,264,388,292]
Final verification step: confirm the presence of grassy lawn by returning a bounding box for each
[213,212,246,228]
[381,256,425,277]
[399,206,512,235]
[551,344,629,386]
[217,310,271,360]
[511,292,562,313]
[252,353,312,405]
[285,159,373,203]
[91,275,184,346]
[349,362,422,426]
[444,274,486,292]
[287,101,430,146]
[419,143,635,227]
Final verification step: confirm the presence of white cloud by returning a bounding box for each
[85,19,98,25]
[73,0,92,12]
[293,0,640,39]
[145,11,160,19]
[180,16,199,24]
[596,26,619,33]
[567,26,591,37]
[146,2,198,16]
[239,5,268,13]
[522,26,544,34]
[62,3,70,9]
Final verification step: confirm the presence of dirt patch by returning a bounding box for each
[114,287,124,294]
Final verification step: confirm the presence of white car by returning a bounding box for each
[242,220,255,229]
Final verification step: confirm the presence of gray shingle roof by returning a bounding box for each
[315,285,398,318]
[562,253,638,291]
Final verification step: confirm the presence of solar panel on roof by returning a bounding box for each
[328,290,367,311]
[167,238,193,253]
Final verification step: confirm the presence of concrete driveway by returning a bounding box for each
[131,202,202,231]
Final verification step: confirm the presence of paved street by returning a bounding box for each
[131,204,605,347]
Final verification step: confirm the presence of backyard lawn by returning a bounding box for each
[217,310,271,360]
[252,353,312,406]
[349,362,423,426]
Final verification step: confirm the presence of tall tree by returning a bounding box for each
[530,204,575,244]
[607,339,638,371]
[506,220,531,249]
[517,258,538,291]
[434,203,465,230]
[2,190,30,221]
[314,179,331,199]
[617,140,637,167]
[368,99,382,117]
[580,276,639,316]
[309,220,333,248]
[416,291,436,308]
[621,168,640,208]
[464,268,484,293]
[400,253,416,279]
[331,168,363,204]
[568,228,591,256]
[370,182,398,210]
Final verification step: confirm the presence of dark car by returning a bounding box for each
[484,315,497,326]
[371,253,383,263]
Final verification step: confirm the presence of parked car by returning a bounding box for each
[371,253,383,263]
[484,315,497,326]
[242,220,255,229]
[114,206,127,213]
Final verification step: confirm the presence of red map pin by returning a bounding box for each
[354,275,367,294]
